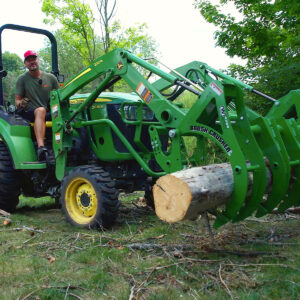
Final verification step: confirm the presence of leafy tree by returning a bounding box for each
[194,0,300,113]
[109,22,159,91]
[110,22,158,58]
[38,30,87,81]
[95,0,117,54]
[2,52,24,72]
[42,0,98,64]
[2,52,24,104]
[94,1,158,59]
[41,0,159,92]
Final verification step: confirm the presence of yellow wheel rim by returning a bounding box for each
[65,177,98,225]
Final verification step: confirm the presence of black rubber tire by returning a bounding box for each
[60,165,120,229]
[0,142,20,212]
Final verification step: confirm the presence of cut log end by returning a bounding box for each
[153,163,235,223]
[153,174,192,223]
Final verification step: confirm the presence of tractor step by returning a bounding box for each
[19,162,47,169]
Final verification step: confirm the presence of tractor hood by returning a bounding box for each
[69,92,141,105]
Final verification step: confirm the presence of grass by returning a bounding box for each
[0,194,300,299]
[1,93,298,299]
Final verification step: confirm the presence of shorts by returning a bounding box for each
[18,108,52,122]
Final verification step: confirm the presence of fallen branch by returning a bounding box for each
[0,226,44,233]
[205,247,276,257]
[224,263,300,271]
[0,209,10,217]
[125,243,193,251]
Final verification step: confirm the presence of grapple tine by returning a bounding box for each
[265,90,300,212]
[275,118,300,211]
[253,117,290,217]
[213,84,267,226]
[230,110,267,222]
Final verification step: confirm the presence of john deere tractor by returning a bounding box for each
[0,24,300,229]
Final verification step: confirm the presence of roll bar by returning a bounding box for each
[0,24,60,105]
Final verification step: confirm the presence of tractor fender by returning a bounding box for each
[0,111,37,168]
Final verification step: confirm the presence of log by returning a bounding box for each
[153,163,271,223]
[153,163,234,223]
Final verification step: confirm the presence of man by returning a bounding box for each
[15,50,59,161]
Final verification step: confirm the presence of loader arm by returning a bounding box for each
[50,48,192,180]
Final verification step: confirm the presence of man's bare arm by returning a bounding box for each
[15,95,22,107]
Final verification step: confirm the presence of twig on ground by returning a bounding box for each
[64,283,70,300]
[21,284,85,300]
[68,293,83,300]
[21,288,40,300]
[245,218,272,223]
[0,209,10,217]
[272,207,300,215]
[218,264,233,299]
[0,226,44,233]
[128,283,135,300]
[23,236,36,245]
[135,267,157,294]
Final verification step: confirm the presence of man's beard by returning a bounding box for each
[29,64,38,71]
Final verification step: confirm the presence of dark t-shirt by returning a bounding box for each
[15,71,59,111]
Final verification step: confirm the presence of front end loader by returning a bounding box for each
[0,24,299,229]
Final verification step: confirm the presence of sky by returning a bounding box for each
[0,0,244,71]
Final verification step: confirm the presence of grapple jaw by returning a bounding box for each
[195,87,300,227]
[150,65,300,227]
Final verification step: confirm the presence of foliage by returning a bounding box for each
[194,0,300,114]
[38,30,87,82]
[41,0,159,92]
[95,0,117,53]
[42,0,98,64]
[110,22,158,59]
[2,52,24,72]
[2,52,24,104]
[110,21,159,91]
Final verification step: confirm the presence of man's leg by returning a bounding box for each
[34,107,47,147]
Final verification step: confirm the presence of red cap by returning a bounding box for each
[24,50,37,61]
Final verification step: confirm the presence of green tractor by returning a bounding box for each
[1,24,300,229]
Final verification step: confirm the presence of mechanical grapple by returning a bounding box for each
[0,24,299,229]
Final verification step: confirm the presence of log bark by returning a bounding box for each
[153,163,271,223]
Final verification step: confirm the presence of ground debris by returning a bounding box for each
[125,242,194,252]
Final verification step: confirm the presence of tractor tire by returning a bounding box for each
[0,142,20,212]
[60,165,120,229]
